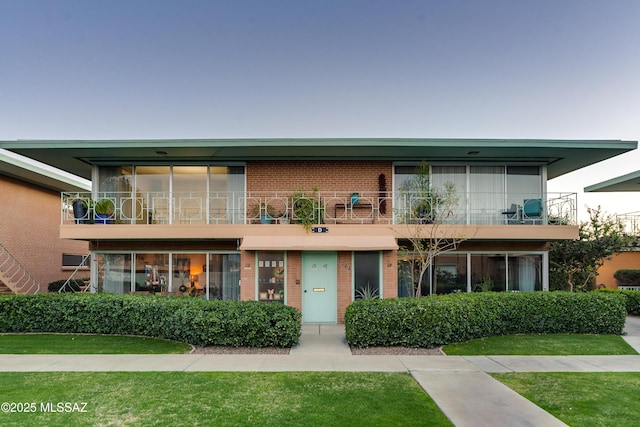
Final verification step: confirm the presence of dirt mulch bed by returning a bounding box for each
[350,346,444,355]
[190,346,290,354]
[190,345,443,355]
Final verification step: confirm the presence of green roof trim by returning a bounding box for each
[0,149,91,192]
[1,138,636,181]
[585,170,640,192]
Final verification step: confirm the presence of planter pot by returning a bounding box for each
[72,200,88,224]
[260,214,274,224]
[95,213,112,224]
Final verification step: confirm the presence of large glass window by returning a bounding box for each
[471,254,506,291]
[434,254,467,294]
[135,166,170,224]
[96,253,132,293]
[208,253,240,300]
[354,252,380,299]
[95,251,240,298]
[395,164,542,225]
[134,253,170,292]
[210,166,245,224]
[96,165,245,224]
[257,252,285,303]
[173,167,207,224]
[469,166,505,224]
[507,166,543,224]
[508,254,542,291]
[432,166,467,224]
[172,253,207,295]
[398,252,544,295]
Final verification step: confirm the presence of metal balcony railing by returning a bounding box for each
[616,212,640,235]
[61,191,577,226]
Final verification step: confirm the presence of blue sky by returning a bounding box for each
[1,0,639,216]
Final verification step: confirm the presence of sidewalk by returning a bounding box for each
[1,317,639,427]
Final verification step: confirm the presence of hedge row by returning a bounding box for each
[613,269,640,286]
[0,293,301,348]
[597,289,640,316]
[344,292,627,348]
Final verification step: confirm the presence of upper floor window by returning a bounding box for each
[394,163,542,225]
[95,165,245,224]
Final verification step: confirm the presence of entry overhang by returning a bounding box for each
[240,234,398,251]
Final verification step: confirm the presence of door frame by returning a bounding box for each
[301,251,338,323]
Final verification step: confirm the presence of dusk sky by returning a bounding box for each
[1,1,639,218]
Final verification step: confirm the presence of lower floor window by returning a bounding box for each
[398,252,545,296]
[354,251,381,299]
[257,252,285,303]
[94,251,240,300]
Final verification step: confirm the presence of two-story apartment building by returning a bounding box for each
[0,149,90,293]
[2,138,635,321]
[585,169,640,289]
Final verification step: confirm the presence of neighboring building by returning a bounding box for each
[585,170,640,290]
[2,138,636,320]
[0,149,90,294]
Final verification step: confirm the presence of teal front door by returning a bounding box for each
[302,252,337,323]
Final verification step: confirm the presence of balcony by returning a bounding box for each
[617,212,640,235]
[62,191,577,227]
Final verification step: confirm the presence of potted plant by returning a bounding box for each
[251,202,275,224]
[290,187,323,232]
[71,198,90,224]
[94,198,115,224]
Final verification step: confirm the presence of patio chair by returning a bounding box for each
[522,199,543,224]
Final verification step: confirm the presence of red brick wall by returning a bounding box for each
[240,251,255,300]
[0,176,88,291]
[382,250,398,298]
[247,160,392,192]
[286,251,302,313]
[336,251,353,323]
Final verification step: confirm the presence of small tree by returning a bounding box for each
[549,206,633,291]
[395,162,470,297]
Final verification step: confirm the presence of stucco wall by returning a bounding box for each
[597,251,640,288]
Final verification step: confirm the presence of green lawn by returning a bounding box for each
[494,372,640,427]
[0,334,191,354]
[443,334,638,355]
[0,372,452,427]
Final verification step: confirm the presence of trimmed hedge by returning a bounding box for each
[345,292,627,348]
[0,293,301,348]
[614,269,640,286]
[597,289,640,316]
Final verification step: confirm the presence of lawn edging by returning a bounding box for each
[0,293,301,348]
[345,291,627,348]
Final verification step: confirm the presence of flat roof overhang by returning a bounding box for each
[0,148,91,192]
[585,170,640,192]
[1,138,636,181]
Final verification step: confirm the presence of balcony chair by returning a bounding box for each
[522,199,543,224]
[501,203,521,224]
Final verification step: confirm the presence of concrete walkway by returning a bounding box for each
[1,317,639,427]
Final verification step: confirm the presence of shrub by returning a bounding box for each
[47,279,87,293]
[0,294,301,348]
[614,269,640,286]
[345,292,626,348]
[597,289,640,316]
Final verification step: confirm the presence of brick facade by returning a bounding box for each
[247,160,392,193]
[0,175,88,291]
